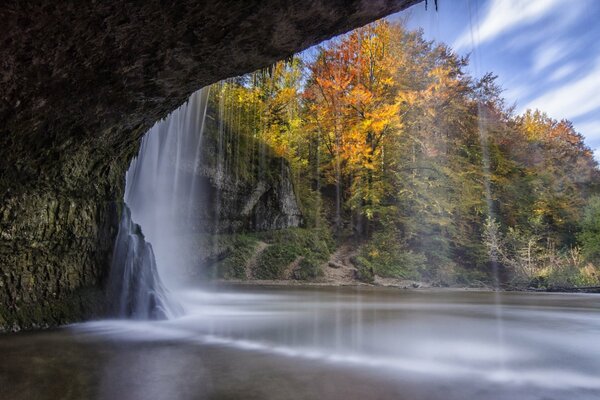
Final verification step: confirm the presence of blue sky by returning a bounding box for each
[390,0,600,160]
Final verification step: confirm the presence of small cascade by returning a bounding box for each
[108,205,177,319]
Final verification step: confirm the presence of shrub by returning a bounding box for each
[578,196,600,264]
[293,255,325,280]
[213,234,258,279]
[254,227,333,280]
[353,256,375,283]
[358,230,426,280]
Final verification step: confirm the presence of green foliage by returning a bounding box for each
[578,196,600,264]
[571,264,600,287]
[483,216,600,288]
[294,255,326,280]
[253,244,298,280]
[254,228,333,280]
[213,234,258,279]
[542,257,600,289]
[353,256,375,283]
[358,229,426,280]
[205,20,600,288]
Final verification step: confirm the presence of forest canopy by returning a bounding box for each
[208,20,600,289]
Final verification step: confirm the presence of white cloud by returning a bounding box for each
[547,63,578,82]
[532,42,567,73]
[523,59,600,121]
[453,0,562,51]
[502,2,588,51]
[503,82,533,105]
[574,120,600,142]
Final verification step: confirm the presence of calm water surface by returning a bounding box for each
[1,286,599,400]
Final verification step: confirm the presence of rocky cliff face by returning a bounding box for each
[0,165,123,331]
[0,0,421,331]
[191,105,303,234]
[0,129,142,331]
[197,159,302,233]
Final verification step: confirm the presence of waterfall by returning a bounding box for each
[108,205,176,319]
[109,86,211,318]
[125,87,211,287]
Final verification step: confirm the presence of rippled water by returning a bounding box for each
[1,286,599,400]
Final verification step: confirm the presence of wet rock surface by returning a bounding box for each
[0,191,119,330]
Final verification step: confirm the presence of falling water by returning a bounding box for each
[210,81,226,281]
[108,86,211,318]
[125,87,211,288]
[108,205,175,319]
[467,0,507,370]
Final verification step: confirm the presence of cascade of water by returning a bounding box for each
[108,205,176,319]
[125,87,211,288]
[109,86,211,318]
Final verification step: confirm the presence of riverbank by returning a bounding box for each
[211,278,491,292]
[212,278,600,293]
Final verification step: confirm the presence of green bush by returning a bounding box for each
[254,227,332,280]
[253,242,299,279]
[213,234,258,279]
[579,196,600,264]
[571,264,600,287]
[293,255,326,280]
[353,256,375,283]
[544,261,600,289]
[359,230,426,280]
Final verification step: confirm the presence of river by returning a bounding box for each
[1,286,599,400]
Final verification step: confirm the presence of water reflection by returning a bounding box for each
[1,287,600,400]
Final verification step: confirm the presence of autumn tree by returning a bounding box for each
[211,19,600,286]
[305,21,406,233]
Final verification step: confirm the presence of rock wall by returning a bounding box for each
[196,159,302,233]
[0,150,130,331]
[0,0,421,331]
[193,105,303,234]
[0,126,143,331]
[0,195,116,330]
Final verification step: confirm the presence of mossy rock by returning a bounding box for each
[0,286,106,332]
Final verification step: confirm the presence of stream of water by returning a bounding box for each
[1,286,599,400]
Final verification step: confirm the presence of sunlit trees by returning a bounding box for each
[511,110,597,245]
[394,44,488,275]
[477,107,599,286]
[212,19,600,286]
[303,38,354,230]
[304,21,407,233]
[302,20,599,283]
